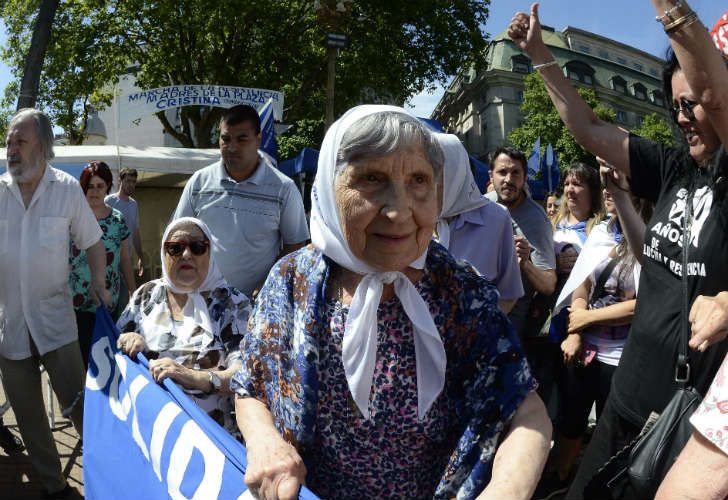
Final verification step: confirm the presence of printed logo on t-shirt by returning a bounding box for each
[644,186,712,278]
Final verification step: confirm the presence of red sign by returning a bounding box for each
[710,11,728,58]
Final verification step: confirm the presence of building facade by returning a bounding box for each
[431,25,671,160]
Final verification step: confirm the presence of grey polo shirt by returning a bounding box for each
[487,191,556,336]
[173,154,309,296]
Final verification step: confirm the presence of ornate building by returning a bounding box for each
[432,25,671,160]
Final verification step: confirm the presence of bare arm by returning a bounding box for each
[656,432,728,500]
[119,239,137,298]
[235,396,307,500]
[652,0,728,147]
[498,299,517,315]
[521,260,557,296]
[132,227,144,276]
[508,3,630,172]
[568,299,636,333]
[478,392,551,499]
[86,240,112,307]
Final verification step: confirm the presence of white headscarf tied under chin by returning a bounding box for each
[309,105,446,420]
[435,133,488,248]
[159,217,228,341]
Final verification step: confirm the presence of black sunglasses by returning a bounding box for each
[670,97,698,122]
[163,240,209,257]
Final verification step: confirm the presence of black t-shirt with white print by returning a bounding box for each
[610,135,728,427]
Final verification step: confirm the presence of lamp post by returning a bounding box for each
[314,0,351,130]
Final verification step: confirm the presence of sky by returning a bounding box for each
[0,0,724,119]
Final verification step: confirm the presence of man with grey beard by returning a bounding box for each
[0,108,110,499]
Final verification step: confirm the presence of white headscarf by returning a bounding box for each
[158,217,228,341]
[435,133,488,248]
[309,105,446,420]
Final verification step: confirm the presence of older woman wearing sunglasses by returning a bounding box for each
[116,217,251,434]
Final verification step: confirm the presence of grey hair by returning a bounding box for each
[335,112,443,179]
[8,108,55,161]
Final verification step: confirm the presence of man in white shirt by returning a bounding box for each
[173,105,309,296]
[0,109,110,498]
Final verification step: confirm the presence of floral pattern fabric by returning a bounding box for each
[230,242,536,499]
[118,279,251,433]
[691,353,728,455]
[69,208,130,312]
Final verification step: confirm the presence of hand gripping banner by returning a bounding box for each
[84,308,318,500]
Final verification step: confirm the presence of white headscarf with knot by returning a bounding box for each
[309,105,446,420]
[435,133,488,248]
[158,217,228,342]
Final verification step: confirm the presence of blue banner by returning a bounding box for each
[258,98,278,163]
[527,137,541,180]
[84,308,318,500]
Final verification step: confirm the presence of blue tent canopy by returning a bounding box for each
[417,117,444,132]
[278,147,320,178]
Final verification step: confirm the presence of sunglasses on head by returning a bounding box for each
[670,97,698,123]
[163,240,209,257]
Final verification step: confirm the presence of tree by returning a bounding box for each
[2,0,490,148]
[508,72,615,169]
[632,112,676,147]
[15,0,59,110]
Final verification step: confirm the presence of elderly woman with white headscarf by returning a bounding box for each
[435,133,524,314]
[116,217,251,434]
[231,105,550,500]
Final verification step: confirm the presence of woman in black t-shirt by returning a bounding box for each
[508,2,728,499]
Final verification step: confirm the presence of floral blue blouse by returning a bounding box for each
[230,242,536,499]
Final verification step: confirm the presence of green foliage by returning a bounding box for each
[277,118,325,161]
[632,112,676,147]
[508,72,615,169]
[2,0,490,147]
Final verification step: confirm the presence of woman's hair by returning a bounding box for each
[79,160,113,194]
[335,112,444,180]
[551,163,604,234]
[165,219,210,243]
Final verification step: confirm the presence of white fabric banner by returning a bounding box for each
[118,85,284,124]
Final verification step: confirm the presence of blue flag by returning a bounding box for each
[527,137,541,180]
[541,143,560,193]
[84,308,319,500]
[258,98,278,163]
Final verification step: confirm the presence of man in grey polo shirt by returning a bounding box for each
[486,146,557,401]
[173,105,309,296]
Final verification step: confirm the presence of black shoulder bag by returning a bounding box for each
[585,189,703,499]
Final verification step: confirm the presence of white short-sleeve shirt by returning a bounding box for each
[0,166,102,359]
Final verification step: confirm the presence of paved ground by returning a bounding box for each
[0,372,84,499]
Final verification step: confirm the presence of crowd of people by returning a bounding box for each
[1,1,728,499]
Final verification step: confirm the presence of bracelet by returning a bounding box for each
[655,0,684,24]
[664,11,699,34]
[533,60,558,70]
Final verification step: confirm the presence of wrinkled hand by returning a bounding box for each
[514,235,532,264]
[117,332,146,358]
[557,248,578,275]
[597,157,630,194]
[245,431,306,500]
[689,293,728,351]
[561,333,582,365]
[507,3,544,55]
[568,307,592,334]
[148,358,191,386]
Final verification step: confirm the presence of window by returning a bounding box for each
[511,55,531,74]
[564,60,596,85]
[611,76,627,94]
[617,56,627,65]
[579,44,590,54]
[650,68,659,77]
[517,90,524,103]
[635,114,644,127]
[633,83,647,100]
[652,90,665,107]
[633,62,644,72]
[599,49,610,60]
[616,110,627,123]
